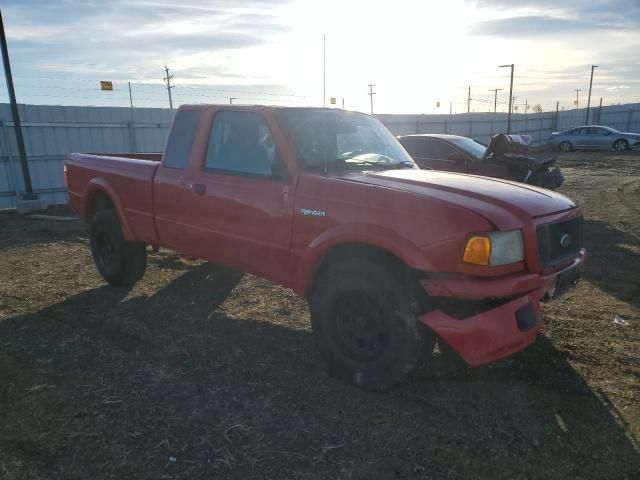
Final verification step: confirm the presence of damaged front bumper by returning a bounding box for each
[418,250,585,367]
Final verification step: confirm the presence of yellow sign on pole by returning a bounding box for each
[100,81,113,91]
[330,97,336,105]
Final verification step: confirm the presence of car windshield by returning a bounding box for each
[447,136,486,161]
[274,108,417,171]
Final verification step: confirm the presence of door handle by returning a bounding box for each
[192,183,206,195]
[279,187,290,211]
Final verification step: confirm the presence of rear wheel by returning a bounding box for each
[558,141,572,152]
[90,209,147,286]
[310,259,435,390]
[613,139,629,151]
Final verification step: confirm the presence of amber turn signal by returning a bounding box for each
[463,236,491,266]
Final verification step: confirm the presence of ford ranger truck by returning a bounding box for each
[65,105,586,390]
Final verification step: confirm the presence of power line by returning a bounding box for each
[6,75,317,99]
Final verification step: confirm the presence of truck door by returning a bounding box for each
[178,109,293,284]
[153,107,205,254]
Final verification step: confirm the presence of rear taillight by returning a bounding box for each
[63,164,69,187]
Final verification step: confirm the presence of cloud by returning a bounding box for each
[467,0,640,32]
[467,16,608,36]
[606,85,631,91]
[3,0,293,80]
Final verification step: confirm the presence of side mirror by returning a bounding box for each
[446,152,467,162]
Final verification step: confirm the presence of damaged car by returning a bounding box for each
[398,133,564,190]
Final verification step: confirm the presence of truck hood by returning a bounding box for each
[338,169,576,228]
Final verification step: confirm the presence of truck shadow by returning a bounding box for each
[582,218,640,309]
[0,215,87,250]
[0,263,638,479]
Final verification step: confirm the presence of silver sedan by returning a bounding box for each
[550,126,640,152]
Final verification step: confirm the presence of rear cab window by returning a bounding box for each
[163,109,201,169]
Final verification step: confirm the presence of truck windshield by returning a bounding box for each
[275,108,416,171]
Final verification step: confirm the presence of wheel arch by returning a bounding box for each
[297,225,434,298]
[82,178,135,241]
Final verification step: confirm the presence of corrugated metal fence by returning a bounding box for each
[0,104,173,209]
[378,102,640,142]
[1,102,639,209]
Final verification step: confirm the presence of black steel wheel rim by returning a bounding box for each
[332,291,391,361]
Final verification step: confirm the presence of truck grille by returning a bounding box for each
[537,217,583,267]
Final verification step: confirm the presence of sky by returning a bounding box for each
[0,0,639,114]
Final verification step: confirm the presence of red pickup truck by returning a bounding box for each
[66,105,585,390]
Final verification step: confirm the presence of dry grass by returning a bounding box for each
[0,150,638,479]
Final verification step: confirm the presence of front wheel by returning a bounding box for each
[90,209,147,286]
[310,259,435,390]
[558,141,572,152]
[613,139,629,151]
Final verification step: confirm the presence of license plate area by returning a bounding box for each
[550,266,580,299]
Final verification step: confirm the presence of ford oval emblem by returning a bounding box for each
[560,233,572,248]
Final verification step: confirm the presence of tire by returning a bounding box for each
[613,139,629,151]
[310,259,435,390]
[90,209,147,286]
[558,141,572,152]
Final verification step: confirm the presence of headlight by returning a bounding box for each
[463,230,524,266]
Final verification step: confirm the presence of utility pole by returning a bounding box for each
[598,97,603,124]
[499,63,514,133]
[368,83,376,115]
[0,9,35,200]
[489,88,503,112]
[555,100,559,130]
[525,99,528,113]
[575,89,581,110]
[128,82,134,108]
[127,82,137,152]
[449,101,452,115]
[341,98,344,109]
[163,65,174,109]
[229,97,237,104]
[323,33,326,108]
[467,86,471,113]
[585,64,598,124]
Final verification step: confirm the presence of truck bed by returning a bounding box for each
[66,153,161,244]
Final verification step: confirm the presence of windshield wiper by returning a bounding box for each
[333,158,415,170]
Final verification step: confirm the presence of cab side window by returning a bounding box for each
[400,137,428,158]
[164,110,201,169]
[205,111,280,178]
[428,140,458,159]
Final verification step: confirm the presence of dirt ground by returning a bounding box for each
[0,150,639,479]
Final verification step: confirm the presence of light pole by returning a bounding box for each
[229,97,237,104]
[499,64,514,133]
[489,88,503,113]
[574,89,581,109]
[585,64,598,124]
[323,33,326,108]
[0,9,36,200]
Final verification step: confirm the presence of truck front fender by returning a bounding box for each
[293,223,435,297]
[82,178,135,241]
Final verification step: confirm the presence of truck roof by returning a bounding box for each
[177,104,366,115]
